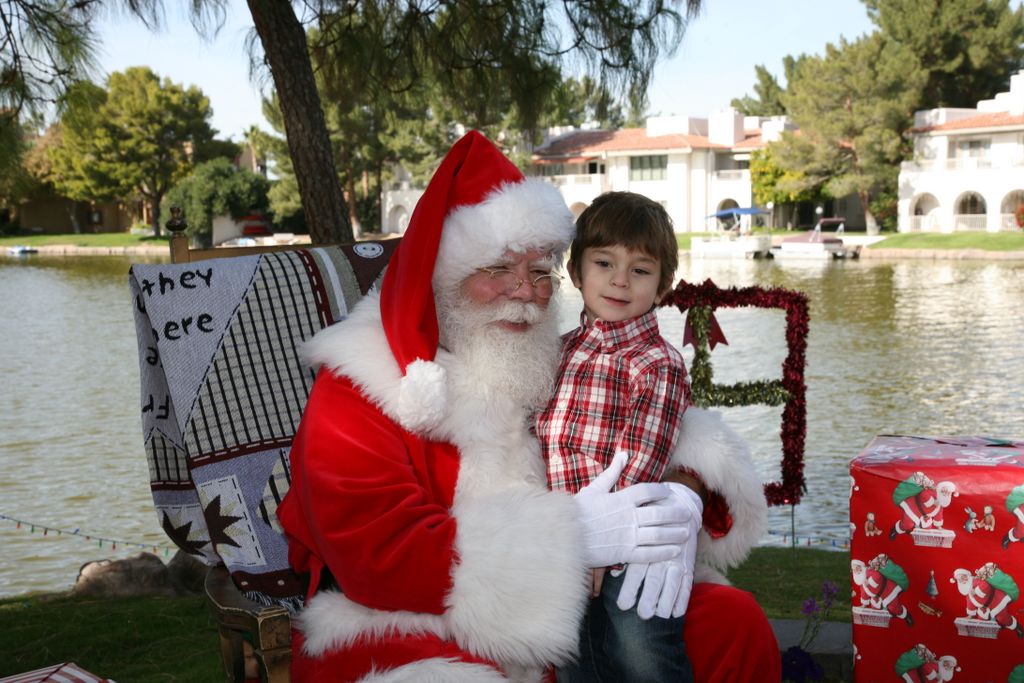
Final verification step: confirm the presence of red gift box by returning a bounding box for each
[849,435,1024,683]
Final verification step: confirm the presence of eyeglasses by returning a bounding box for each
[475,266,562,296]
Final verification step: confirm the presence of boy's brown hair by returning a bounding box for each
[569,191,678,295]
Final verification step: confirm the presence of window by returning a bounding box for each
[538,164,565,177]
[951,138,990,158]
[587,161,605,175]
[629,155,667,181]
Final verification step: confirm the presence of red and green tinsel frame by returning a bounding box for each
[661,278,810,507]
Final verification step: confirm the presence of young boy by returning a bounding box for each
[536,191,699,682]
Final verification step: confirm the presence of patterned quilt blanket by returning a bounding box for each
[128,242,396,608]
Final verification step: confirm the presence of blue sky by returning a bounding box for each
[95,0,881,141]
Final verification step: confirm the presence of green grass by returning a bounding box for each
[0,593,221,680]
[869,231,1024,251]
[0,232,169,248]
[730,547,851,622]
[0,547,848,680]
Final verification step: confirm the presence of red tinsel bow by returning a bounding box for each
[682,309,729,350]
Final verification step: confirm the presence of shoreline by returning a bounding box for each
[9,244,170,256]
[6,243,1024,261]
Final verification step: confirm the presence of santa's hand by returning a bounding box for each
[574,452,689,568]
[616,483,703,619]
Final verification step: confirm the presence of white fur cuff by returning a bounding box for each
[398,359,447,433]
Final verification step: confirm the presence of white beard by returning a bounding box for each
[436,288,562,411]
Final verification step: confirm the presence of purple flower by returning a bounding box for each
[802,598,819,616]
[821,580,839,607]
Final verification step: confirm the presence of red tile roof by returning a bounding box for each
[533,127,764,159]
[918,110,1024,132]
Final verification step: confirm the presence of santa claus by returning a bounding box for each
[890,472,957,539]
[852,553,914,626]
[895,644,959,683]
[951,562,1024,637]
[276,131,778,681]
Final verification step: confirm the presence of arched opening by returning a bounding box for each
[386,205,409,234]
[1000,190,1024,230]
[953,192,987,231]
[715,198,740,230]
[569,201,589,219]
[910,193,940,231]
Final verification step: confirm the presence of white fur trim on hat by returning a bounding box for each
[398,359,447,432]
[434,178,574,292]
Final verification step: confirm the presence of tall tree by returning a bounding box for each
[542,76,627,129]
[864,0,1024,108]
[749,146,823,229]
[776,34,926,234]
[0,118,30,213]
[5,0,703,243]
[49,68,225,235]
[163,157,270,246]
[730,58,803,116]
[160,0,700,243]
[0,0,97,121]
[44,81,112,233]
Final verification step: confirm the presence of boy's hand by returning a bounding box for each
[591,567,606,597]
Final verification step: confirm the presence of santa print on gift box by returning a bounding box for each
[889,471,958,547]
[950,561,1024,639]
[894,643,960,683]
[1003,484,1024,549]
[852,553,914,627]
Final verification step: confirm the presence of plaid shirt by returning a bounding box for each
[537,310,690,494]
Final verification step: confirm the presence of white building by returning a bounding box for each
[527,110,800,232]
[381,109,807,234]
[898,70,1024,233]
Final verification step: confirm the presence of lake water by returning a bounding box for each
[1,253,1022,597]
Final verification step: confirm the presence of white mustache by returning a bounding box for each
[487,301,545,325]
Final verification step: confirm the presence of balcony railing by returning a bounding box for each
[952,214,987,231]
[546,174,605,190]
[908,215,940,232]
[909,213,1023,232]
[900,157,1022,172]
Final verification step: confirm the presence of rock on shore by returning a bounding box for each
[72,551,208,598]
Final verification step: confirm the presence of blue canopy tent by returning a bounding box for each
[706,207,770,233]
[706,207,770,219]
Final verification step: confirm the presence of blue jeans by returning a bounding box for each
[557,570,694,683]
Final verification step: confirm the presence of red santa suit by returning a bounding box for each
[859,566,910,620]
[903,661,940,683]
[894,487,949,535]
[277,131,778,682]
[965,576,1019,631]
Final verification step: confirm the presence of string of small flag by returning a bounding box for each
[766,528,851,550]
[3,511,851,555]
[0,513,174,556]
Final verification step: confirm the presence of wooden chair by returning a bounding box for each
[130,212,398,681]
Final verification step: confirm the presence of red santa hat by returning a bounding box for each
[380,130,573,432]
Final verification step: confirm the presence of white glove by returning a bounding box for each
[574,452,690,568]
[616,482,703,619]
